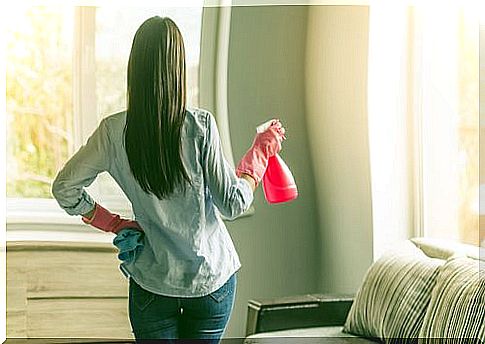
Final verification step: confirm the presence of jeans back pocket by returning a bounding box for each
[130,278,156,311]
[208,273,236,303]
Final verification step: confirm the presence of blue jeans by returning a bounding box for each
[128,273,237,343]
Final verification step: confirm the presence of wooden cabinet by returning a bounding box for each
[6,241,134,339]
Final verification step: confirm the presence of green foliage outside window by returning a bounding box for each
[6,7,74,199]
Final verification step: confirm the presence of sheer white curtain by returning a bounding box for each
[368,5,480,258]
[481,24,485,249]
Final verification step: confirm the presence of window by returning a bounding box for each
[95,6,202,118]
[6,7,75,199]
[368,5,481,253]
[6,5,204,223]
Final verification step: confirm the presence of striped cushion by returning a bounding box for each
[343,241,444,341]
[418,256,485,342]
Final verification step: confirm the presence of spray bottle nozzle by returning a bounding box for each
[256,119,280,134]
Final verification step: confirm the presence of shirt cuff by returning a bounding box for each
[238,177,254,209]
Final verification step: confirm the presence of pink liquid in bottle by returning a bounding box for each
[256,120,298,204]
[262,154,298,204]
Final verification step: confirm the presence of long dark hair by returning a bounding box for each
[124,16,191,199]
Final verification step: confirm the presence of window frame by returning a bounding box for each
[7,7,99,232]
[7,4,252,235]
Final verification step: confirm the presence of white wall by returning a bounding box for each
[305,6,374,293]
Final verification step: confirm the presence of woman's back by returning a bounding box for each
[94,108,252,296]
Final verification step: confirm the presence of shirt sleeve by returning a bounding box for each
[51,118,112,216]
[202,111,254,220]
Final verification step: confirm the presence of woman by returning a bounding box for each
[52,16,285,342]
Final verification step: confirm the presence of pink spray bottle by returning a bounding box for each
[256,120,298,204]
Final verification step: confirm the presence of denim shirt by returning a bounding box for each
[51,108,253,297]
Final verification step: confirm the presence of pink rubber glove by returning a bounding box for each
[82,203,142,234]
[236,119,286,186]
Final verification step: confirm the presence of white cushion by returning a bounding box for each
[411,237,483,261]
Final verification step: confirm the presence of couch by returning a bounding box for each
[244,237,484,343]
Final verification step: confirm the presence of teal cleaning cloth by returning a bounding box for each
[112,228,144,264]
